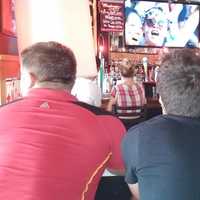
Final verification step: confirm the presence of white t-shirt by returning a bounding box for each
[71,77,102,107]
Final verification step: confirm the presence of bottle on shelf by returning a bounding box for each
[142,57,148,82]
[135,65,145,83]
[109,65,117,87]
[102,68,111,96]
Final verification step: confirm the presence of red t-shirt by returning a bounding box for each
[0,88,125,200]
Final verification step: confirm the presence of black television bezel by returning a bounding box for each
[124,0,200,49]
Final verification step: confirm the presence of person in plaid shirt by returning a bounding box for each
[107,59,146,114]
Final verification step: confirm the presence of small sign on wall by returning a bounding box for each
[99,0,124,32]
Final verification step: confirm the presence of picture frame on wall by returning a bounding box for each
[1,0,16,36]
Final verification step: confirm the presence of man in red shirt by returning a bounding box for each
[0,41,125,200]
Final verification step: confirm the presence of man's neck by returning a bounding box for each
[33,81,72,92]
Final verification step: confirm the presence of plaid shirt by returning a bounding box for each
[111,82,146,113]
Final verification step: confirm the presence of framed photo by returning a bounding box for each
[1,0,16,36]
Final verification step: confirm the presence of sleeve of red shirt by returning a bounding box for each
[99,115,126,171]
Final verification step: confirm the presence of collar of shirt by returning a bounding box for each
[26,88,78,102]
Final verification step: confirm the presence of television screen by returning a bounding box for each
[124,0,200,47]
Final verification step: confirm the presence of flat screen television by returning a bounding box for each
[124,0,200,48]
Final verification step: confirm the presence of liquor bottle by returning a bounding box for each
[103,69,111,95]
[142,57,148,82]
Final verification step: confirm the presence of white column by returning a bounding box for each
[15,0,97,77]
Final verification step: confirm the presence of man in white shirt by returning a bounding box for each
[71,76,102,107]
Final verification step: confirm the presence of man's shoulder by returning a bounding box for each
[130,114,164,129]
[124,115,166,139]
[72,101,126,132]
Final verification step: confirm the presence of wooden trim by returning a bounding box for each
[0,54,18,61]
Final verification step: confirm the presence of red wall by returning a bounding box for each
[0,33,18,55]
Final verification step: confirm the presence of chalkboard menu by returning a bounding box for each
[99,0,124,32]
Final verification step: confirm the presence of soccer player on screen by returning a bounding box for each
[125,8,144,45]
[166,4,199,47]
[143,6,169,46]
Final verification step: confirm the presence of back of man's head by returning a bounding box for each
[21,41,77,89]
[157,48,200,117]
[120,59,135,78]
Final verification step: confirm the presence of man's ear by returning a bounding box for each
[20,70,36,96]
[29,72,37,88]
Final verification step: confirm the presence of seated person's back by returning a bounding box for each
[107,59,146,114]
[0,42,126,200]
[122,48,200,200]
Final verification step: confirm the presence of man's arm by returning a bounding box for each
[121,128,140,200]
[107,96,116,112]
[128,183,140,200]
[107,87,117,112]
[99,115,126,173]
